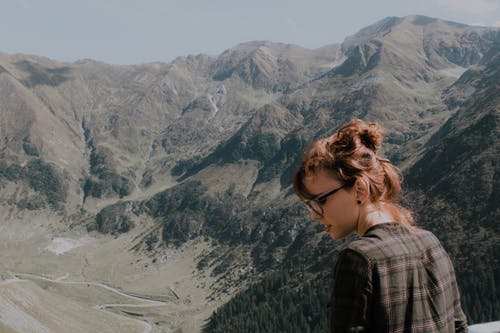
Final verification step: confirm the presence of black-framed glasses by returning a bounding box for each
[304,185,346,216]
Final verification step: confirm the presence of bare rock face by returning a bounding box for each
[0,39,342,214]
[0,15,499,328]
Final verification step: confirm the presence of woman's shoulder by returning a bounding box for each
[345,223,442,261]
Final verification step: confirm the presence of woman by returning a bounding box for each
[293,119,467,332]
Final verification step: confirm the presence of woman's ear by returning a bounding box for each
[353,177,370,204]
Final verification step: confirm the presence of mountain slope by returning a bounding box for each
[406,47,499,322]
[0,15,499,332]
[197,17,500,331]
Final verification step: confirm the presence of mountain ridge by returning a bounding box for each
[0,15,499,332]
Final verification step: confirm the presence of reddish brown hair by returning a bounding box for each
[293,119,414,227]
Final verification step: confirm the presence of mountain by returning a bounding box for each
[0,15,498,332]
[197,16,500,331]
[406,41,500,322]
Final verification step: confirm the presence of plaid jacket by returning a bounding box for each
[329,223,467,333]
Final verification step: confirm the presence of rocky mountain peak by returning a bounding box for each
[342,16,404,51]
[0,17,498,331]
[327,15,499,80]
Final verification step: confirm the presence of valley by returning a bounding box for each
[0,218,233,333]
[0,14,498,332]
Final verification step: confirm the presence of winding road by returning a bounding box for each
[11,272,170,333]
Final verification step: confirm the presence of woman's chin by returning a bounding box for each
[327,229,340,240]
[324,225,350,240]
[327,228,349,240]
[324,226,336,238]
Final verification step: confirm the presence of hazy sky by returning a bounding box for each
[1,0,499,64]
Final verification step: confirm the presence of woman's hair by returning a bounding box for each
[293,119,414,227]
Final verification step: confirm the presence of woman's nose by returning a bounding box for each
[310,210,321,221]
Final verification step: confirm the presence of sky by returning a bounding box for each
[0,0,499,65]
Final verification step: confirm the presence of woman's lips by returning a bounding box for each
[324,225,333,233]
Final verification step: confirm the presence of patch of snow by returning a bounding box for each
[208,94,219,114]
[328,55,347,69]
[438,66,468,78]
[469,321,500,333]
[207,84,227,117]
[44,237,93,255]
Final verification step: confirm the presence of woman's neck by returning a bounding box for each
[356,203,394,236]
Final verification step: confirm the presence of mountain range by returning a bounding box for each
[0,15,498,332]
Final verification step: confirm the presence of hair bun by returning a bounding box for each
[326,119,384,155]
[359,122,383,153]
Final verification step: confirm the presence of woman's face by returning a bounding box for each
[302,169,359,239]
